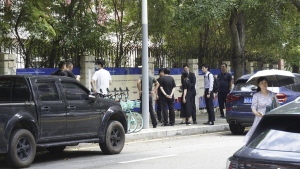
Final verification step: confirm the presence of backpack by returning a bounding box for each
[208,73,219,93]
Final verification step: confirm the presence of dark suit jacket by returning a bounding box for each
[188,72,196,96]
[65,70,76,79]
[181,71,196,96]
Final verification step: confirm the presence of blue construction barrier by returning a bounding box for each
[199,96,219,108]
[199,96,206,109]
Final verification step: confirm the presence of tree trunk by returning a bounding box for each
[198,23,209,68]
[229,8,245,82]
[49,39,60,68]
[291,0,300,12]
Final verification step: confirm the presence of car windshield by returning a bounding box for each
[234,80,257,92]
[248,129,300,153]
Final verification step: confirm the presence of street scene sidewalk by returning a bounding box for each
[126,111,229,142]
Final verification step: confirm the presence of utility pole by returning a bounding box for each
[141,0,149,129]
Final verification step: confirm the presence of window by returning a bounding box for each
[13,78,30,101]
[0,77,30,102]
[0,77,12,101]
[37,82,59,101]
[233,80,257,92]
[61,82,89,101]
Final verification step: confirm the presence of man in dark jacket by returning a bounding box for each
[183,64,197,124]
[217,63,232,118]
[137,66,159,128]
[51,61,67,76]
[65,62,80,81]
[156,68,165,123]
[160,68,176,126]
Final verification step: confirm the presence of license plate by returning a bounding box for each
[244,97,252,103]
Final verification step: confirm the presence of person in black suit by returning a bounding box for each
[51,61,67,76]
[66,62,80,81]
[217,63,232,118]
[182,64,197,124]
[156,68,165,123]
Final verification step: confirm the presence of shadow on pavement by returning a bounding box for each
[0,149,104,168]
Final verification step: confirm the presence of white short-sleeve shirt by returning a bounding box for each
[92,69,112,94]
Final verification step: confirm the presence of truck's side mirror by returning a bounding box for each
[88,94,96,102]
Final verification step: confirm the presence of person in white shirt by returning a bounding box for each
[91,59,112,95]
[202,64,215,125]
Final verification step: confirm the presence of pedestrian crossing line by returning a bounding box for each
[118,154,177,164]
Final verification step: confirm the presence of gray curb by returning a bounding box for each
[125,124,229,142]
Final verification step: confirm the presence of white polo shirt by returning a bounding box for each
[92,68,112,94]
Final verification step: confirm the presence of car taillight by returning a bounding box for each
[227,158,237,169]
[226,94,240,103]
[276,93,287,103]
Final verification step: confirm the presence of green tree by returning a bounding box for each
[1,0,56,68]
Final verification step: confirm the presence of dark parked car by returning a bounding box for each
[227,98,300,168]
[0,75,127,168]
[226,73,300,134]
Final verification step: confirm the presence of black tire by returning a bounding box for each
[46,146,66,153]
[4,129,36,168]
[100,121,125,155]
[229,123,245,135]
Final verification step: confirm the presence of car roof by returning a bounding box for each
[235,73,300,83]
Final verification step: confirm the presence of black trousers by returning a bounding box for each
[140,94,157,126]
[161,97,175,125]
[204,89,215,122]
[218,91,229,116]
[156,97,162,121]
[191,94,196,122]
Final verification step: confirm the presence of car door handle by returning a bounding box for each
[41,106,50,112]
[67,105,76,111]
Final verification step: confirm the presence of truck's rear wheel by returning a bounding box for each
[100,121,125,154]
[5,129,36,168]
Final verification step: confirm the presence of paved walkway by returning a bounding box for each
[126,111,229,142]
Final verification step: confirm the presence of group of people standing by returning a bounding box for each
[53,59,233,129]
[137,67,177,128]
[146,66,196,127]
[51,61,80,81]
[201,63,232,125]
[138,63,233,128]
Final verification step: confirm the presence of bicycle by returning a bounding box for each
[119,87,143,133]
[93,87,143,133]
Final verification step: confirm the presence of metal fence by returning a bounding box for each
[0,41,195,69]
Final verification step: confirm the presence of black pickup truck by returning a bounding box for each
[0,75,127,168]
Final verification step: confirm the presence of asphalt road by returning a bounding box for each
[0,131,245,169]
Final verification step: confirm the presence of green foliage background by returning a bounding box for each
[1,0,300,77]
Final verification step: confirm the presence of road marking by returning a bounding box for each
[118,154,177,164]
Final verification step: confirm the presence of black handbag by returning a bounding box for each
[265,97,279,113]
